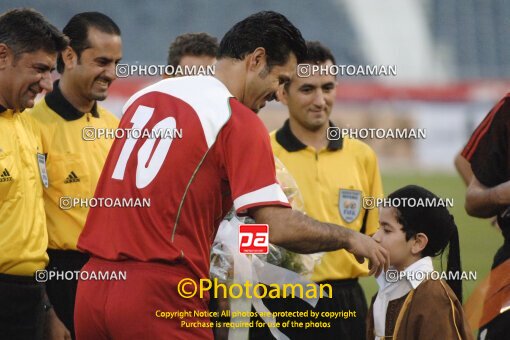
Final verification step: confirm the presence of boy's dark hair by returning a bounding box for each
[388,185,463,302]
[218,11,306,68]
[57,12,121,73]
[0,8,68,60]
[167,33,218,67]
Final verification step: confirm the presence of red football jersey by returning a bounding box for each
[78,76,290,279]
[461,94,509,162]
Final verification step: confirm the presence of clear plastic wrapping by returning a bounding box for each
[210,157,323,282]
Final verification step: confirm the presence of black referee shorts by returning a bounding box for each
[249,278,367,340]
[46,249,89,340]
[0,272,45,340]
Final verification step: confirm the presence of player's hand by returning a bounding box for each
[45,309,71,340]
[347,232,389,277]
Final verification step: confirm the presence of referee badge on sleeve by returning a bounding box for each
[339,189,361,223]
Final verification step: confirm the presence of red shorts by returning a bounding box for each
[74,257,213,340]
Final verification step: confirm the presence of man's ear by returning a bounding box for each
[277,85,289,105]
[246,47,267,72]
[0,44,11,70]
[411,233,428,255]
[61,46,77,70]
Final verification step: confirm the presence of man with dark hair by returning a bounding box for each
[255,41,383,339]
[0,8,69,339]
[165,32,217,77]
[75,11,388,339]
[56,11,121,74]
[30,11,121,339]
[217,11,307,68]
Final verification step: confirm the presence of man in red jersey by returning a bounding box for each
[74,11,389,339]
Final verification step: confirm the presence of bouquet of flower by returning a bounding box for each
[210,157,323,282]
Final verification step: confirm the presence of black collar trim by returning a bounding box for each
[275,119,343,152]
[45,80,99,121]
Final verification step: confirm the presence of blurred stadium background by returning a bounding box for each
[4,0,507,303]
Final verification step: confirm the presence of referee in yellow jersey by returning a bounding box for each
[0,8,69,339]
[30,12,121,339]
[263,41,383,340]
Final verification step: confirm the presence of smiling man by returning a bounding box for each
[268,41,383,339]
[0,8,68,339]
[30,11,121,339]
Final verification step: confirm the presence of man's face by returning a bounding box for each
[280,60,336,131]
[372,207,414,271]
[0,46,56,110]
[64,27,122,102]
[244,52,296,113]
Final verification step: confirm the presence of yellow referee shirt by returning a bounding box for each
[30,81,119,251]
[270,120,383,282]
[0,106,48,275]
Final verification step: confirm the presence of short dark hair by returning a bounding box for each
[167,32,218,67]
[0,8,68,59]
[284,41,337,90]
[302,41,336,65]
[57,12,121,73]
[218,11,306,68]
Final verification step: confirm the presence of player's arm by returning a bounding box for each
[250,205,389,277]
[463,98,510,219]
[225,103,388,276]
[454,152,473,186]
[465,175,510,217]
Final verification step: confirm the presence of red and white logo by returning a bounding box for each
[239,224,269,254]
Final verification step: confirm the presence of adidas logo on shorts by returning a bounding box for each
[64,171,80,184]
[0,168,12,182]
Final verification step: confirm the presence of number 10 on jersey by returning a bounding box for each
[112,105,177,189]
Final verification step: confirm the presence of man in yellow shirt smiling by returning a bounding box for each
[268,41,383,339]
[30,12,122,338]
[0,8,69,339]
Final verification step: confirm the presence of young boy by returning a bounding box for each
[367,185,473,339]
